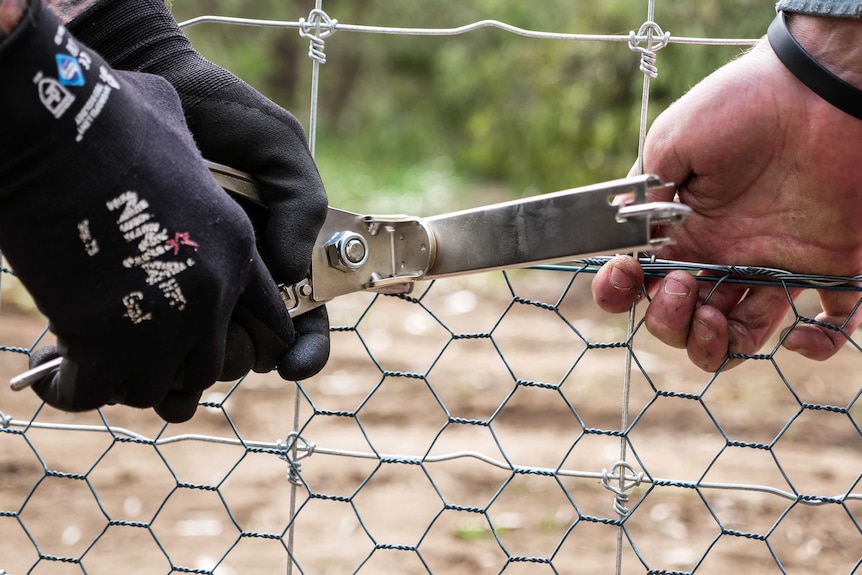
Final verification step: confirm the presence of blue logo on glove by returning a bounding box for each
[55,54,85,87]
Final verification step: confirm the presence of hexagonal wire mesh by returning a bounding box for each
[2,1,862,574]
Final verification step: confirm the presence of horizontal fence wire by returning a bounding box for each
[2,390,860,505]
[180,13,760,45]
[1,3,861,575]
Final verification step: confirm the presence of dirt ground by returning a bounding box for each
[1,269,861,574]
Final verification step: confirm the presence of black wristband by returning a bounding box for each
[767,11,862,120]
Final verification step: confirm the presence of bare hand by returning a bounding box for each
[592,21,862,371]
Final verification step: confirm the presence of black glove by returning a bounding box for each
[69,0,331,380]
[0,0,296,422]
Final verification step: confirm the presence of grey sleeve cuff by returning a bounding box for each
[775,0,862,17]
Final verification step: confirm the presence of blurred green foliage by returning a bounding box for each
[172,0,773,210]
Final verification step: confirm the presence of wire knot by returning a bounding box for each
[628,21,670,78]
[601,461,644,517]
[299,9,338,64]
[277,431,316,487]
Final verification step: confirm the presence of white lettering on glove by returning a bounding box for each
[89,191,201,321]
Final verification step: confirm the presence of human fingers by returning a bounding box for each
[179,82,328,285]
[644,272,749,371]
[29,360,109,413]
[154,389,204,424]
[30,346,201,423]
[675,275,748,371]
[226,254,297,376]
[686,304,731,372]
[220,321,257,381]
[25,347,95,410]
[781,288,862,360]
[679,282,794,371]
[723,285,797,360]
[643,271,701,349]
[29,341,189,416]
[591,255,645,313]
[277,306,331,381]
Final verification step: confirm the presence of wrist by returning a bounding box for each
[786,12,862,91]
[768,11,862,120]
[44,0,101,23]
[0,0,27,37]
[69,0,236,101]
[69,0,191,78]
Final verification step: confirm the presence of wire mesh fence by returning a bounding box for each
[2,1,862,574]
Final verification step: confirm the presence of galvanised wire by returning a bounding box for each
[1,3,861,575]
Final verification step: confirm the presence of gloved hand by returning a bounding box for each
[0,0,297,422]
[69,0,331,381]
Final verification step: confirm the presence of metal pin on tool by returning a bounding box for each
[10,356,62,391]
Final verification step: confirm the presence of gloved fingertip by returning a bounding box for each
[30,371,65,410]
[221,321,255,381]
[276,330,330,381]
[28,347,85,411]
[29,345,61,369]
[153,390,202,423]
[276,305,330,380]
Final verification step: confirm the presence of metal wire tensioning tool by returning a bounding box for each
[9,161,690,391]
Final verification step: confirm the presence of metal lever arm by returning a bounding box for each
[422,175,683,279]
[209,161,688,317]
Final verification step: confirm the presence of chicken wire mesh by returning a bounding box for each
[2,1,862,574]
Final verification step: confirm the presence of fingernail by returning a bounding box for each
[663,277,690,297]
[779,326,797,351]
[609,266,635,291]
[782,339,800,352]
[781,327,810,355]
[693,319,716,342]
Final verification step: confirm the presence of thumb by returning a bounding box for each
[591,255,645,314]
[641,110,693,198]
[28,345,113,412]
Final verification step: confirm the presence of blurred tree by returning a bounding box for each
[171,0,774,197]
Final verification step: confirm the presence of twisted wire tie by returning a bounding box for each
[299,9,338,64]
[601,461,644,516]
[277,431,316,487]
[628,21,670,78]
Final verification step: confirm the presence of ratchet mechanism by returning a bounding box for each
[10,161,689,391]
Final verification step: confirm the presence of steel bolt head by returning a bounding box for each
[343,237,366,265]
[324,231,369,272]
